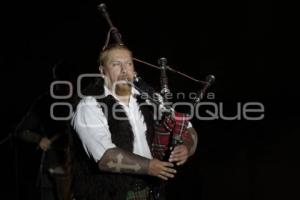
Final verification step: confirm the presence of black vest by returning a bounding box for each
[71,78,155,200]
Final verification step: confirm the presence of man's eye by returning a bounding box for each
[112,62,121,67]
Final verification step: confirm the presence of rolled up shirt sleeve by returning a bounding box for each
[71,97,116,162]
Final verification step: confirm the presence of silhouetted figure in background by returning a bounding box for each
[14,62,73,200]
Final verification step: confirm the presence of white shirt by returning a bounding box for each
[71,86,153,162]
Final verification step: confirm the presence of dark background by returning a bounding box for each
[1,0,299,199]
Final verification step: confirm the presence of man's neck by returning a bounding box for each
[118,96,130,106]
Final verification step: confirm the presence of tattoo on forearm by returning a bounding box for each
[107,153,141,172]
[98,147,150,175]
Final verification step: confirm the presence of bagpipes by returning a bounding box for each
[97,3,215,162]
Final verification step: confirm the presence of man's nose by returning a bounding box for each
[120,63,127,74]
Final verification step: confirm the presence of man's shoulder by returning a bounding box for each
[72,97,101,123]
[76,96,100,109]
[76,96,112,112]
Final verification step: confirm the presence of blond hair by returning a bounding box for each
[98,44,132,67]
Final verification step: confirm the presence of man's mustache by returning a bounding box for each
[117,74,133,81]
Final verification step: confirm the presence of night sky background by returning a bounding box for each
[1,0,299,200]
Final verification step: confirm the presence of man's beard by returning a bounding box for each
[115,75,132,97]
[115,82,131,96]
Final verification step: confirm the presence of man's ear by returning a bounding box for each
[99,66,105,75]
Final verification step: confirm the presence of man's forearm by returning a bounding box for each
[98,147,150,175]
[184,127,198,156]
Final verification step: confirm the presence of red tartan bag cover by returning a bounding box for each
[151,111,192,160]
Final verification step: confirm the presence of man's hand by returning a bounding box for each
[169,144,189,166]
[148,159,177,180]
[39,137,51,151]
